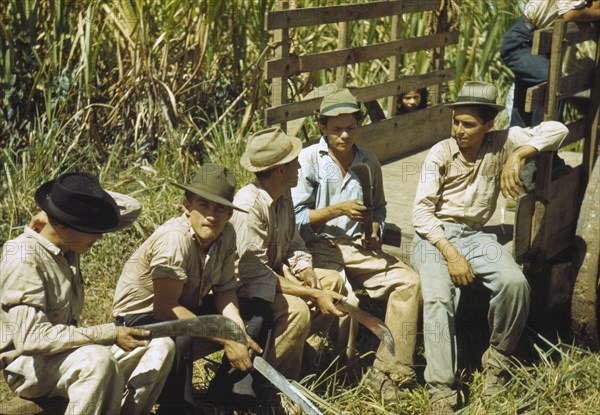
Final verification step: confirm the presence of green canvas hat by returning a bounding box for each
[172,163,246,212]
[318,88,364,117]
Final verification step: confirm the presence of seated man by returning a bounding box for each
[412,81,568,413]
[112,164,263,414]
[291,88,421,400]
[0,172,174,415]
[233,127,347,381]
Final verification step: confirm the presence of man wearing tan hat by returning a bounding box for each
[291,87,421,401]
[233,127,347,381]
[112,164,264,414]
[0,172,174,415]
[412,81,568,413]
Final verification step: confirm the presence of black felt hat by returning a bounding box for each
[35,172,121,233]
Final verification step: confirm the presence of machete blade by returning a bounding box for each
[137,315,248,345]
[336,301,395,356]
[253,356,323,415]
[349,163,373,240]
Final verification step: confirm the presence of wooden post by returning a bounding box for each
[387,14,402,116]
[271,1,290,132]
[530,19,566,260]
[336,21,348,88]
[582,30,600,183]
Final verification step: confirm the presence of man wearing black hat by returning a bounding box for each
[0,172,175,415]
[412,81,568,413]
[112,163,264,414]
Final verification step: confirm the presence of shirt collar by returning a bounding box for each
[24,226,63,256]
[449,133,492,159]
[318,135,367,163]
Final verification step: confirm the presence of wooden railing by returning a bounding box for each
[515,19,599,263]
[264,0,458,163]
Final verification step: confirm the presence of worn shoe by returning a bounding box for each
[481,347,511,397]
[362,366,410,401]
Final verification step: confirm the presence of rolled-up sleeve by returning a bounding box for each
[286,226,313,275]
[507,121,568,153]
[148,231,190,282]
[232,203,279,303]
[293,148,320,242]
[413,149,447,244]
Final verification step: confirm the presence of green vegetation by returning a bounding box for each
[1,1,598,414]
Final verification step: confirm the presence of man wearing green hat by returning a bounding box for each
[412,81,568,413]
[233,127,347,381]
[0,172,174,415]
[291,87,421,400]
[112,164,263,414]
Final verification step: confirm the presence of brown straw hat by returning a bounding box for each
[240,127,302,172]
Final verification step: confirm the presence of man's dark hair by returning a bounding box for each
[318,110,365,126]
[184,190,196,202]
[469,105,499,123]
[255,168,276,181]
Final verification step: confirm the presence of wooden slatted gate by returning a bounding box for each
[264,0,458,164]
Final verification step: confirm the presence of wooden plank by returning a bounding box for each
[532,22,598,56]
[387,14,403,117]
[544,19,566,121]
[560,119,587,148]
[336,21,348,87]
[525,68,593,112]
[266,0,440,30]
[271,1,290,131]
[544,166,582,258]
[267,68,455,125]
[358,105,453,163]
[513,193,535,261]
[583,31,600,183]
[265,31,459,78]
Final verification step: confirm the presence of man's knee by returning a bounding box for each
[317,269,346,295]
[285,297,311,336]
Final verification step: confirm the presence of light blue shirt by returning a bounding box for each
[292,137,386,242]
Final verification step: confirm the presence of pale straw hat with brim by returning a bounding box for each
[240,127,302,172]
[445,81,505,111]
[317,87,365,117]
[172,163,247,212]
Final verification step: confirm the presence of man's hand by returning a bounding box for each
[299,268,321,289]
[447,253,475,286]
[361,222,381,250]
[313,290,347,317]
[224,336,263,372]
[339,200,368,221]
[116,326,150,351]
[501,152,527,199]
[29,211,48,233]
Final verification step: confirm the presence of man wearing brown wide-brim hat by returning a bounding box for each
[112,163,265,414]
[232,127,347,383]
[0,172,174,415]
[412,80,569,414]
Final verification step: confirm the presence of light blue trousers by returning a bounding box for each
[411,222,530,397]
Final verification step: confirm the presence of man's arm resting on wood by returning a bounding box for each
[563,1,600,22]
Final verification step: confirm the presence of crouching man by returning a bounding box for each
[0,172,174,415]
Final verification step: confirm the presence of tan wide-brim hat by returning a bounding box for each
[240,127,303,172]
[446,81,505,111]
[172,163,247,212]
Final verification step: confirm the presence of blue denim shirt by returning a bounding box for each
[292,136,386,242]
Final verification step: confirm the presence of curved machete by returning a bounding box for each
[336,301,395,356]
[137,315,248,345]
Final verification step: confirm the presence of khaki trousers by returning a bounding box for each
[3,339,174,415]
[268,268,345,379]
[307,238,420,376]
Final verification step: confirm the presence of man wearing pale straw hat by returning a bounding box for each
[112,164,264,414]
[232,127,347,382]
[0,172,174,415]
[412,81,568,413]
